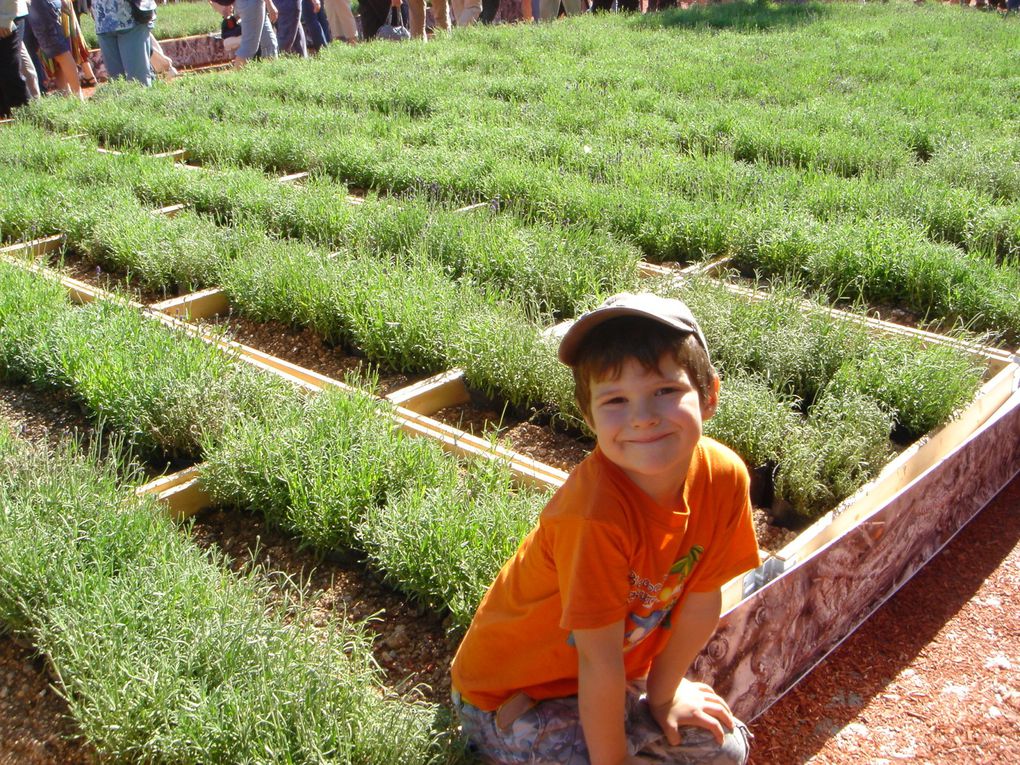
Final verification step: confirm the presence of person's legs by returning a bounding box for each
[321,0,358,41]
[479,0,498,22]
[258,7,279,57]
[113,22,152,85]
[407,0,426,38]
[95,29,125,79]
[625,691,750,765]
[27,0,80,95]
[0,17,31,117]
[274,0,307,55]
[300,0,328,48]
[358,0,390,39]
[453,688,750,765]
[431,0,450,29]
[233,0,276,62]
[560,0,584,14]
[537,0,559,20]
[455,0,480,25]
[18,37,41,96]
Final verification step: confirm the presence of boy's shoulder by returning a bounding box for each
[696,436,750,479]
[541,448,629,524]
[689,436,751,501]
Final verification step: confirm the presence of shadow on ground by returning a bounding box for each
[631,0,830,32]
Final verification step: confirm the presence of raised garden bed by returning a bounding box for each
[6,169,1016,722]
[4,5,1020,736]
[135,263,1020,721]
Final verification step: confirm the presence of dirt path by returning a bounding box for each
[748,474,1020,764]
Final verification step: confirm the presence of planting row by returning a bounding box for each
[0,425,459,764]
[17,4,1020,341]
[0,123,640,318]
[1,170,987,525]
[0,259,548,630]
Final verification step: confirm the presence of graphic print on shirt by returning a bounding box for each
[622,545,704,649]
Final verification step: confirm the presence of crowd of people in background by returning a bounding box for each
[3,0,1019,117]
[0,0,634,111]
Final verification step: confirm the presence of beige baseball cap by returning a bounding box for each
[557,292,710,366]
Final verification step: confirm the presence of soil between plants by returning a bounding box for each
[202,313,427,397]
[56,252,184,305]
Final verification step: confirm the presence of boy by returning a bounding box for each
[450,293,760,765]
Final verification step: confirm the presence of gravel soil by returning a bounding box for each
[0,378,1016,764]
[201,313,426,396]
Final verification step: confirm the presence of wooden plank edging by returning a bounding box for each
[703,382,1020,721]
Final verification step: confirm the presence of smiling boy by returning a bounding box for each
[450,293,760,765]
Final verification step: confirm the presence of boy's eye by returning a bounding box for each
[656,386,681,396]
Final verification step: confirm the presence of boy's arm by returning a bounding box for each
[573,621,645,765]
[645,589,736,745]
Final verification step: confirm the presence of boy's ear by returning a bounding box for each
[701,374,721,421]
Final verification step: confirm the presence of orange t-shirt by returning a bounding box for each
[450,436,760,712]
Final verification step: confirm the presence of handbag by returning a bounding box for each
[376,6,410,41]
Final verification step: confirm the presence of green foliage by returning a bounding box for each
[773,387,893,521]
[200,387,405,549]
[0,260,288,458]
[0,431,456,764]
[359,456,545,631]
[20,4,1020,338]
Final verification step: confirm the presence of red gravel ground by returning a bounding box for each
[748,473,1020,764]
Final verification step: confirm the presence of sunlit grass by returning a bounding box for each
[20,3,1020,337]
[0,427,459,764]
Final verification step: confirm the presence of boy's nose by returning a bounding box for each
[630,399,659,426]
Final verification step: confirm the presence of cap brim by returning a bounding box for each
[558,306,690,366]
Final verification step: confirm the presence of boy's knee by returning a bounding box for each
[717,724,751,765]
[695,724,751,765]
[659,724,750,765]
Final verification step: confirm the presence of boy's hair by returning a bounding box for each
[571,316,717,422]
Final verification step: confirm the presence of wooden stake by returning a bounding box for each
[278,171,309,184]
[153,203,188,218]
[453,202,489,214]
[385,369,471,414]
[0,234,65,259]
[151,287,229,320]
[136,465,214,520]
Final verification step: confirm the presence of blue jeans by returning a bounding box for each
[301,0,331,49]
[233,0,278,61]
[96,22,152,86]
[274,0,307,55]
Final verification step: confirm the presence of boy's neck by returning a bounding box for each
[599,447,695,510]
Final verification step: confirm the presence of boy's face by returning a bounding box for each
[584,353,719,507]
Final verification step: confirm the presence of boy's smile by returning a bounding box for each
[586,355,718,508]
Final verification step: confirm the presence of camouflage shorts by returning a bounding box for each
[451,686,751,765]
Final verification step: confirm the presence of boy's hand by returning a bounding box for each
[648,678,736,746]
